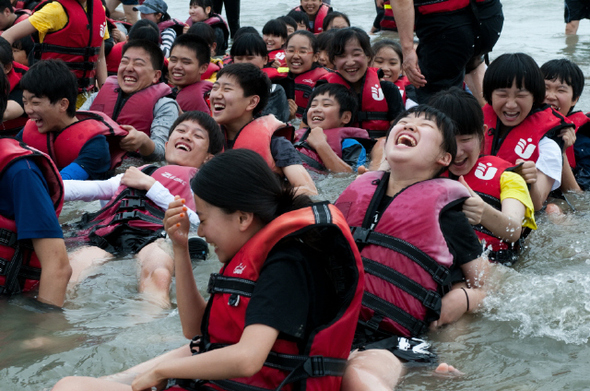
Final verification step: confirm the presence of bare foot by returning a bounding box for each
[546,203,570,225]
[357,165,368,175]
[435,363,464,377]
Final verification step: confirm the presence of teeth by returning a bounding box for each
[312,116,322,121]
[124,77,136,82]
[176,144,190,151]
[396,134,416,147]
[214,104,225,110]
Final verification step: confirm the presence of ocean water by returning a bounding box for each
[3,0,590,390]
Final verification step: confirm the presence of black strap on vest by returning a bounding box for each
[293,129,328,172]
[360,291,429,337]
[0,229,39,295]
[356,111,389,123]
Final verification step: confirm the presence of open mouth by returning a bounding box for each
[396,133,417,147]
[503,111,520,121]
[212,102,226,112]
[123,76,137,83]
[176,142,192,152]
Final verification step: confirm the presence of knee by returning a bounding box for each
[52,376,86,391]
[342,350,404,391]
[147,267,172,289]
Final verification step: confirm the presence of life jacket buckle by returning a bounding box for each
[113,210,140,222]
[422,290,441,312]
[366,313,383,331]
[352,227,371,244]
[303,356,326,377]
[119,199,146,210]
[228,293,240,307]
[207,273,219,294]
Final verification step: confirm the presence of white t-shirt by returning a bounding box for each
[537,137,563,191]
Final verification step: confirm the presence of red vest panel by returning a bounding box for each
[293,66,331,118]
[566,111,590,168]
[293,3,331,34]
[175,81,213,114]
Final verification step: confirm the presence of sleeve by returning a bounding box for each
[28,2,68,38]
[159,27,176,59]
[440,206,483,267]
[260,84,290,123]
[380,80,404,121]
[341,138,367,170]
[79,92,98,111]
[270,137,302,168]
[536,137,563,191]
[64,173,122,201]
[499,171,537,230]
[146,97,180,162]
[69,135,112,180]
[145,181,200,227]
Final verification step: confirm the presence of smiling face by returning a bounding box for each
[544,78,578,117]
[317,50,334,69]
[165,120,213,167]
[300,0,322,16]
[332,38,370,86]
[491,80,534,129]
[372,46,401,83]
[118,47,161,94]
[307,92,350,129]
[285,34,317,74]
[262,33,285,52]
[189,4,209,22]
[449,134,481,176]
[168,45,208,88]
[209,74,258,128]
[22,91,67,134]
[232,54,268,70]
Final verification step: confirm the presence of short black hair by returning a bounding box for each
[372,39,403,63]
[278,15,297,31]
[230,33,268,58]
[20,59,77,117]
[0,36,14,67]
[541,58,585,103]
[307,83,357,123]
[329,27,373,63]
[0,0,13,13]
[233,26,259,41]
[169,111,224,155]
[216,63,270,116]
[171,33,210,67]
[322,11,350,31]
[262,18,288,41]
[12,36,34,56]
[287,10,309,27]
[128,19,160,45]
[189,0,213,17]
[429,87,484,140]
[317,29,336,52]
[285,30,318,53]
[122,39,164,71]
[187,22,215,47]
[483,53,545,108]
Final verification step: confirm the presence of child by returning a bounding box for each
[262,18,288,67]
[322,10,350,31]
[168,34,212,114]
[336,106,488,390]
[430,87,536,264]
[278,15,297,35]
[287,9,309,31]
[52,148,364,391]
[185,0,229,57]
[541,58,590,191]
[0,0,30,32]
[320,27,404,138]
[0,36,27,135]
[230,33,290,122]
[187,22,224,81]
[295,83,371,173]
[64,111,223,307]
[316,29,336,70]
[284,30,331,119]
[292,0,332,34]
[482,53,572,211]
[371,39,416,109]
[209,63,318,196]
[11,35,33,67]
[134,0,185,58]
[17,59,127,180]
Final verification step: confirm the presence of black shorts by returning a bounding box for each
[565,0,590,23]
[88,224,165,257]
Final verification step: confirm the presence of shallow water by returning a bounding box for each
[3,0,590,389]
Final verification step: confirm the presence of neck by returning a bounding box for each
[387,167,435,197]
[60,115,79,131]
[224,114,254,141]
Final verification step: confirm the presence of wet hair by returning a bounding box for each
[189,0,213,17]
[429,87,484,142]
[278,15,297,32]
[372,39,403,63]
[230,33,268,58]
[0,0,13,13]
[122,39,164,70]
[0,37,14,67]
[20,59,77,117]
[216,63,270,116]
[541,58,585,104]
[388,105,457,167]
[233,26,259,41]
[285,30,318,53]
[169,111,224,154]
[287,10,309,28]
[187,22,216,47]
[317,29,336,53]
[307,83,358,122]
[171,33,211,67]
[262,19,288,41]
[128,19,160,45]
[322,11,350,31]
[482,53,545,108]
[329,27,373,63]
[191,149,311,224]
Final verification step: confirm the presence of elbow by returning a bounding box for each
[236,353,265,377]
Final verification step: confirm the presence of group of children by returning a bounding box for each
[1,0,590,389]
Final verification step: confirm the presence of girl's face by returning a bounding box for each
[317,50,334,70]
[189,4,209,23]
[332,38,370,85]
[449,134,481,176]
[326,16,349,30]
[232,54,268,70]
[544,78,578,117]
[491,80,534,128]
[262,34,285,52]
[300,0,322,16]
[285,34,318,74]
[12,47,28,66]
[372,46,401,83]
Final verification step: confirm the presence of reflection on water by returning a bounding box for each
[3,0,590,389]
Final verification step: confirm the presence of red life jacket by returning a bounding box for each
[178,202,362,391]
[293,3,331,34]
[185,13,230,42]
[89,76,172,136]
[566,111,590,169]
[32,0,106,93]
[2,62,28,134]
[335,171,469,338]
[414,0,486,15]
[320,68,390,136]
[227,115,294,174]
[292,66,331,118]
[294,126,370,172]
[483,104,572,164]
[174,81,213,114]
[0,138,63,295]
[202,61,222,81]
[106,41,124,75]
[268,49,287,67]
[74,165,197,244]
[380,0,398,30]
[22,110,128,171]
[158,18,186,36]
[262,66,288,82]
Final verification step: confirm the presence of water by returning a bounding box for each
[3,0,590,389]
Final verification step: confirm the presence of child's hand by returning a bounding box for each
[121,166,156,191]
[515,159,537,184]
[288,99,297,120]
[271,59,281,68]
[120,125,149,152]
[458,176,485,225]
[164,196,190,248]
[560,126,576,149]
[183,24,190,34]
[306,127,327,148]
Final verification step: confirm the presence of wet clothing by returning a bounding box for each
[565,0,590,22]
[260,84,290,123]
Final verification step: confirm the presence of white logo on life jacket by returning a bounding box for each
[474,162,497,181]
[161,171,187,186]
[302,78,314,84]
[275,52,286,60]
[233,263,246,274]
[371,84,385,101]
[99,21,106,38]
[515,138,536,159]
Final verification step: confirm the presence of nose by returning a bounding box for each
[505,97,518,108]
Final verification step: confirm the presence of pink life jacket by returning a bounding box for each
[175,81,213,114]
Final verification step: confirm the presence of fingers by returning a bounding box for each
[458,176,476,196]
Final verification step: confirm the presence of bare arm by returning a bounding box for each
[2,19,36,44]
[390,0,426,87]
[3,101,24,121]
[96,40,107,88]
[560,154,582,193]
[32,238,72,307]
[529,169,555,211]
[282,164,318,196]
[306,127,352,173]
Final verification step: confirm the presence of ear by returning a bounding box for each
[312,51,319,64]
[3,8,11,17]
[203,153,214,164]
[205,6,211,15]
[59,97,70,113]
[245,95,260,112]
[437,151,452,167]
[211,42,217,53]
[198,62,209,75]
[152,69,162,84]
[237,210,255,232]
[340,110,352,126]
[572,95,580,108]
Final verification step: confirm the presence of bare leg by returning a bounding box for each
[464,62,487,107]
[106,0,125,20]
[136,240,174,308]
[68,246,114,286]
[342,349,405,391]
[123,4,139,24]
[566,20,580,35]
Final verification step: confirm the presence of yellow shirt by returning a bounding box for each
[500,171,537,230]
[28,1,110,43]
